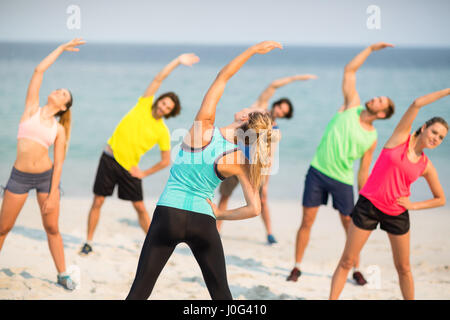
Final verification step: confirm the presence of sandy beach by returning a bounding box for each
[0,194,449,300]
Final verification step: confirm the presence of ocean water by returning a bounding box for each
[0,42,449,209]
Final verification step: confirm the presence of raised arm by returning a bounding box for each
[24,38,85,118]
[384,88,450,148]
[143,53,199,98]
[194,41,282,127]
[342,42,394,111]
[251,74,317,110]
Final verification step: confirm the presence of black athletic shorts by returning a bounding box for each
[93,152,143,201]
[351,195,410,235]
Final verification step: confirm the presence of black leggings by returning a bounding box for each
[126,205,232,300]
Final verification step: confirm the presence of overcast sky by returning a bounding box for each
[1,0,449,47]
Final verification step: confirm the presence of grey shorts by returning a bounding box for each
[5,167,55,194]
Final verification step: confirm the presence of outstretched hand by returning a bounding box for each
[252,41,283,55]
[178,53,200,66]
[61,38,86,52]
[370,42,394,51]
[295,74,318,80]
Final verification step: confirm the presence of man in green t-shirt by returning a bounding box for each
[79,53,199,256]
[287,43,396,284]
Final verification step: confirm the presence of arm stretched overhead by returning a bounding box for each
[143,53,199,98]
[341,42,393,112]
[250,74,317,110]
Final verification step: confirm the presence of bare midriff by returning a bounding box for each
[14,139,53,173]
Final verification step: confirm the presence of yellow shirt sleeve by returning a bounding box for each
[158,124,171,151]
[136,95,154,110]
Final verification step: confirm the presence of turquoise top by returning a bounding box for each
[157,127,239,218]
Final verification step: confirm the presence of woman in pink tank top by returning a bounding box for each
[0,39,85,291]
[330,88,449,300]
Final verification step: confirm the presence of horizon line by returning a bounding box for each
[1,39,450,50]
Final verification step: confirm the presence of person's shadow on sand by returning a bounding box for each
[10,225,83,248]
[0,268,63,289]
[180,275,306,300]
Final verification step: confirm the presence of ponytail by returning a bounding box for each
[243,112,279,189]
[58,109,72,156]
[56,90,73,156]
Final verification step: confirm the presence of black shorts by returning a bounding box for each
[302,166,354,216]
[93,152,143,202]
[351,195,410,235]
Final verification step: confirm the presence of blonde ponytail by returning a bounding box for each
[56,90,73,156]
[59,108,72,156]
[245,112,279,189]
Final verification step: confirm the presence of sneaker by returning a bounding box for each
[286,267,302,282]
[267,234,277,245]
[353,271,367,286]
[57,275,76,291]
[79,243,93,256]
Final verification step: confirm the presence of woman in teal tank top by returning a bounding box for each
[127,41,282,300]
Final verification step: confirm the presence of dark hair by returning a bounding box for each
[154,92,181,119]
[66,89,73,109]
[383,96,395,119]
[272,98,293,119]
[414,116,449,136]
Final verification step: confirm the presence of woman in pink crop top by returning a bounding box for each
[330,88,449,300]
[0,39,85,291]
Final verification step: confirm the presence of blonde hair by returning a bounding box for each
[58,109,72,156]
[241,112,279,189]
[55,90,73,156]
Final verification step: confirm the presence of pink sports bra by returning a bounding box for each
[17,108,58,149]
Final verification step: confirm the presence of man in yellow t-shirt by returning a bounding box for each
[80,53,200,255]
